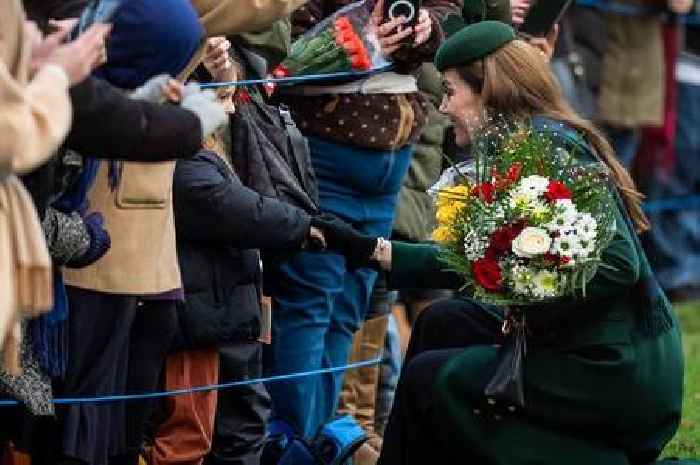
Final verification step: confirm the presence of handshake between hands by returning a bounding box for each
[308,214,382,270]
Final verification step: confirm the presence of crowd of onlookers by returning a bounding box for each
[1,0,700,465]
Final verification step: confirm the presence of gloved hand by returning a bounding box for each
[311,214,378,269]
[67,212,111,268]
[130,74,172,102]
[181,83,228,138]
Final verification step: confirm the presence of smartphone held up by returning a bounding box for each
[520,0,572,37]
[383,0,421,43]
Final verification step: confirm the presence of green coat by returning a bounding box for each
[387,140,684,463]
[389,211,683,462]
[393,64,450,242]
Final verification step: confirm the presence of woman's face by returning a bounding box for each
[439,69,485,146]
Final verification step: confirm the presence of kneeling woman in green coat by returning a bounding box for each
[317,21,684,465]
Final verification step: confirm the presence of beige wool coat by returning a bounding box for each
[63,161,182,295]
[598,0,666,128]
[0,0,72,373]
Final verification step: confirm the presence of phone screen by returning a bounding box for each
[72,0,121,39]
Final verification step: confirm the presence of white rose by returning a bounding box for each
[512,227,553,258]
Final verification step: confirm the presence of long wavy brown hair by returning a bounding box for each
[455,39,650,232]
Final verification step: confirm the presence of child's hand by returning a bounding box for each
[130,75,183,103]
[204,37,236,82]
[162,79,184,103]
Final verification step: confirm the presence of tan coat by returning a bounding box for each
[63,161,181,295]
[598,0,666,128]
[0,0,72,373]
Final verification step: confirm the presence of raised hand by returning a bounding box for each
[370,0,413,56]
[510,0,530,26]
[45,23,112,85]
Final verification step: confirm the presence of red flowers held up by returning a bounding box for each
[334,16,371,71]
[492,163,523,192]
[472,258,503,293]
[544,180,572,202]
[486,222,526,260]
[471,182,495,203]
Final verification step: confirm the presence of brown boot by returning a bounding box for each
[337,316,390,463]
[352,441,381,465]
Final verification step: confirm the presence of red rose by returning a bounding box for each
[272,65,290,78]
[486,224,523,259]
[506,163,522,183]
[471,182,495,203]
[335,16,352,31]
[350,51,371,70]
[235,89,253,105]
[544,252,570,266]
[544,181,572,202]
[472,258,503,292]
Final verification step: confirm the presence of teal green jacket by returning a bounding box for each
[386,120,684,463]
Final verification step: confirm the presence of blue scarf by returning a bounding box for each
[30,159,101,378]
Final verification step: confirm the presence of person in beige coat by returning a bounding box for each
[598,0,692,167]
[0,0,108,375]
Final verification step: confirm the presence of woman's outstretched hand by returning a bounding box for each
[311,214,379,269]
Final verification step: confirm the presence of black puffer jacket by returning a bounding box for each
[173,150,311,349]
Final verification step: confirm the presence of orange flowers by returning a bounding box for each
[334,16,371,71]
[272,13,376,79]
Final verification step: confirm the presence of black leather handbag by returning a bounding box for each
[484,308,527,410]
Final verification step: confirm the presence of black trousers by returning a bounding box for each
[377,298,502,465]
[205,341,271,465]
[45,288,177,465]
[116,299,178,463]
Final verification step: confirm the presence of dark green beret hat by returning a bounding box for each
[435,20,515,71]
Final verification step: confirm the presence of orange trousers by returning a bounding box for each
[147,349,219,465]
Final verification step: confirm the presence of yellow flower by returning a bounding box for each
[432,226,454,243]
[436,202,463,226]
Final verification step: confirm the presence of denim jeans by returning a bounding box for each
[375,314,401,437]
[604,126,641,169]
[644,80,700,290]
[265,137,412,438]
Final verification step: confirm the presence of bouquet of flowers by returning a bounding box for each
[272,1,388,79]
[432,122,617,306]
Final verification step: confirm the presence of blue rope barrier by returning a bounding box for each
[199,64,393,89]
[0,356,382,406]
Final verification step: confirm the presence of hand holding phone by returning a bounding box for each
[47,23,112,85]
[73,0,121,39]
[383,0,421,28]
[372,0,428,55]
